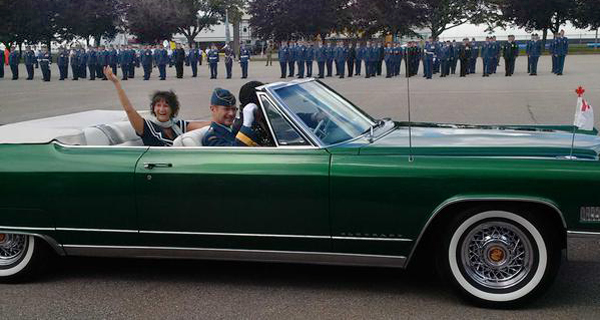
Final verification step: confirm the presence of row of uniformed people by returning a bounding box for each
[1,43,253,81]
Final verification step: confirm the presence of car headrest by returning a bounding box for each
[173,126,210,147]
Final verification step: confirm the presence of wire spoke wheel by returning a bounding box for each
[0,234,29,267]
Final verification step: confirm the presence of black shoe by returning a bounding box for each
[339,76,344,79]
[557,73,562,76]
[160,78,165,80]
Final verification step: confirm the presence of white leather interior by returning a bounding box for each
[82,121,143,146]
[173,126,210,147]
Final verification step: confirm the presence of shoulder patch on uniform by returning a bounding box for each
[207,136,217,141]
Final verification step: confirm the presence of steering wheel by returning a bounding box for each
[312,117,331,140]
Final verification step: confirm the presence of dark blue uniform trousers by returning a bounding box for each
[279,61,287,78]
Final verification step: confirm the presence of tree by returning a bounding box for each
[417,0,490,39]
[572,0,600,48]
[123,0,180,44]
[349,0,426,39]
[171,0,245,47]
[0,0,63,50]
[487,0,577,44]
[56,0,122,46]
[248,0,349,41]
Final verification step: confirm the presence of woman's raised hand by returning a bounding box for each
[103,66,118,83]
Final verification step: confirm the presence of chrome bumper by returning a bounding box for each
[567,231,600,262]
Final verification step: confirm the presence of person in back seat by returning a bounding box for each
[202,88,261,147]
[104,66,209,146]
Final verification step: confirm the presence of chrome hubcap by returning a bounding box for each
[0,234,28,267]
[461,222,534,289]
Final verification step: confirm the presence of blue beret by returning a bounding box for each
[211,88,236,107]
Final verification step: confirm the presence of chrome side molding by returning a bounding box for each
[62,245,407,268]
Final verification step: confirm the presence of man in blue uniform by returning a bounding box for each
[296,41,306,78]
[469,38,479,74]
[202,88,260,147]
[57,46,69,80]
[224,44,235,79]
[376,42,384,76]
[207,44,219,79]
[325,42,334,77]
[108,45,118,76]
[334,41,347,79]
[423,37,435,80]
[549,33,557,74]
[394,43,402,76]
[502,35,519,77]
[38,46,52,82]
[188,44,201,77]
[450,40,458,75]
[87,47,97,80]
[239,44,251,79]
[491,36,500,74]
[439,41,451,77]
[8,47,20,80]
[481,37,491,77]
[555,30,569,75]
[131,45,141,79]
[355,42,365,76]
[384,42,393,78]
[24,46,37,80]
[347,42,355,78]
[155,44,169,80]
[278,42,289,78]
[97,46,108,80]
[528,33,542,76]
[315,42,326,79]
[305,42,315,78]
[69,48,79,80]
[287,41,297,77]
[141,45,153,80]
[364,41,373,78]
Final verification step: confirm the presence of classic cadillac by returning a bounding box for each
[1,79,599,307]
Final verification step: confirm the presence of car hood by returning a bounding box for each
[359,122,600,159]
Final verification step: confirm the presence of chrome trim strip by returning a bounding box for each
[62,245,407,268]
[56,228,138,233]
[0,229,65,256]
[567,230,600,238]
[0,225,55,231]
[405,196,568,266]
[140,230,329,239]
[332,236,413,242]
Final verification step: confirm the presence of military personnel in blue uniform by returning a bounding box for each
[439,41,451,77]
[130,45,141,79]
[549,33,557,74]
[239,44,251,79]
[188,44,201,77]
[364,41,373,78]
[69,48,79,80]
[108,45,118,76]
[87,47,98,80]
[306,42,315,77]
[278,42,289,78]
[394,43,402,76]
[79,47,88,79]
[449,40,458,75]
[224,44,235,79]
[38,46,52,82]
[384,43,393,78]
[375,42,384,76]
[24,46,37,80]
[423,37,436,80]
[207,44,219,79]
[202,88,260,147]
[458,38,472,77]
[528,34,542,76]
[555,30,569,75]
[334,41,348,79]
[140,45,153,80]
[118,45,130,80]
[481,37,491,77]
[355,43,365,76]
[325,42,334,77]
[155,44,169,80]
[295,41,305,78]
[57,47,69,80]
[315,42,326,79]
[287,42,297,77]
[8,47,20,80]
[347,43,355,78]
[491,36,500,74]
[97,46,108,80]
[469,38,479,74]
[502,35,519,76]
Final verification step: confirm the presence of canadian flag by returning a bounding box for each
[574,87,595,131]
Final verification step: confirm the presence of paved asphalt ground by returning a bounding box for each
[1,55,600,319]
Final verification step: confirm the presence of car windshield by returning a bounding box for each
[273,81,375,145]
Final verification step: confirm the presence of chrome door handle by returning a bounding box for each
[144,162,173,169]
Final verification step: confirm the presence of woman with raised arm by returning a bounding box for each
[103,66,209,146]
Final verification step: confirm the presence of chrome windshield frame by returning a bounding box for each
[259,79,376,148]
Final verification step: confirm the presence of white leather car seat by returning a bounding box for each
[173,126,211,147]
[82,126,111,145]
[82,121,143,146]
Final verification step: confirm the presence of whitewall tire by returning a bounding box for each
[0,234,47,282]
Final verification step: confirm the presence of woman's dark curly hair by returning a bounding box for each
[238,81,264,110]
[150,90,180,118]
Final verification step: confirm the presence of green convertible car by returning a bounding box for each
[1,79,599,307]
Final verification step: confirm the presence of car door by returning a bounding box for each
[45,144,147,247]
[135,102,331,253]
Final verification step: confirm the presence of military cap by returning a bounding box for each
[211,88,236,107]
